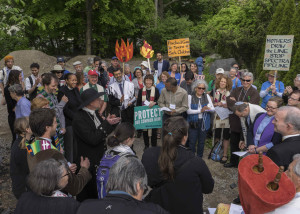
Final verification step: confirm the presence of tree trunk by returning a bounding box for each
[158,0,164,19]
[85,0,92,55]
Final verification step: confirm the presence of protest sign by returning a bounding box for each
[134,105,162,130]
[167,38,190,57]
[263,35,294,71]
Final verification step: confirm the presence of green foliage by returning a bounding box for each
[143,12,200,56]
[256,0,297,84]
[0,31,30,58]
[199,0,276,75]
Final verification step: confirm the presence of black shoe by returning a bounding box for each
[233,196,240,204]
[224,163,238,168]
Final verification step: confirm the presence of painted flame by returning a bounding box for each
[115,39,133,62]
[140,40,154,59]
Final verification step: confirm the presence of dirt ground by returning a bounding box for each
[0,94,238,214]
[0,51,238,213]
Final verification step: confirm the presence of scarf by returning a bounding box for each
[37,89,64,149]
[83,107,101,129]
[25,139,57,156]
[214,89,230,103]
[142,86,155,105]
[142,86,156,135]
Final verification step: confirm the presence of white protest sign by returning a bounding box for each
[263,35,294,71]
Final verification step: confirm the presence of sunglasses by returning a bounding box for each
[56,71,64,74]
[241,79,251,82]
[197,87,205,90]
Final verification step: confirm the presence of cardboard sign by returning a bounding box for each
[134,105,162,130]
[167,38,190,57]
[263,35,294,71]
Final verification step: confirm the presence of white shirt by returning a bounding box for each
[25,74,41,90]
[266,192,300,214]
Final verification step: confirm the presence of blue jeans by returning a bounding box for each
[188,119,207,157]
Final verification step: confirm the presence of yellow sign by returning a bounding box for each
[167,38,190,57]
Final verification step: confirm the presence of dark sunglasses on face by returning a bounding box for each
[241,79,251,82]
[56,71,63,74]
[197,87,205,90]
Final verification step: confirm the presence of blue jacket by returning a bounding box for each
[153,60,170,76]
[260,80,284,109]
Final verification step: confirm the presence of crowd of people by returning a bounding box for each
[1,52,300,214]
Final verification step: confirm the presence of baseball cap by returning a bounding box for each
[216,68,225,74]
[57,57,65,63]
[73,61,82,66]
[111,56,118,60]
[88,70,98,76]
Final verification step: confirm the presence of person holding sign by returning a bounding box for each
[187,79,214,157]
[158,77,188,122]
[260,71,284,109]
[137,75,160,150]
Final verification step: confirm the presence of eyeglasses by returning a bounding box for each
[61,172,70,178]
[241,79,251,82]
[266,105,277,110]
[197,87,205,90]
[288,96,299,101]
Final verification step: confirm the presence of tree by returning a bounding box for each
[256,0,296,83]
[199,0,277,73]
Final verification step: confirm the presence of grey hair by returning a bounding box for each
[233,103,248,113]
[101,61,107,67]
[278,106,300,131]
[191,79,208,92]
[8,84,24,96]
[27,158,67,196]
[296,74,300,81]
[106,156,147,196]
[293,154,300,176]
[242,71,254,81]
[230,67,238,72]
[87,57,94,66]
[124,64,130,68]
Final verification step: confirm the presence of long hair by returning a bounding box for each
[158,116,188,180]
[7,70,21,86]
[14,117,30,149]
[106,122,135,148]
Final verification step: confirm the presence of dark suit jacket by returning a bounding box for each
[153,60,170,74]
[266,135,300,170]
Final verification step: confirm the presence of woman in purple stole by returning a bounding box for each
[246,97,283,154]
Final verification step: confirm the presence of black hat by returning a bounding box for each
[78,88,105,109]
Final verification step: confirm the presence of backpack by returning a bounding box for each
[209,140,224,162]
[96,151,136,199]
[208,128,224,162]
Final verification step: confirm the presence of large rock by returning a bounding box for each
[0,50,57,78]
[65,55,96,72]
[209,58,237,75]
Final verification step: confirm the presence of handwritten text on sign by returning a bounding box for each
[167,38,190,57]
[134,105,162,130]
[263,35,294,71]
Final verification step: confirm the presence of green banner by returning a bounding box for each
[134,105,162,130]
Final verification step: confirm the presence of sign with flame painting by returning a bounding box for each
[115,39,133,62]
